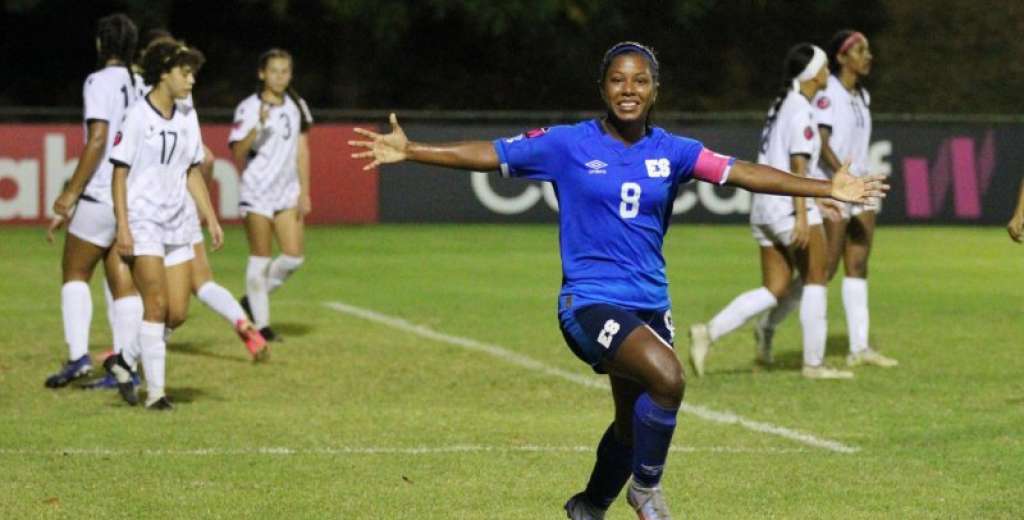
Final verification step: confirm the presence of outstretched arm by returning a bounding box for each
[349,113,499,171]
[726,159,887,204]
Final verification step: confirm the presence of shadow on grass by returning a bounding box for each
[170,386,218,403]
[167,341,248,364]
[270,322,312,338]
[704,334,854,376]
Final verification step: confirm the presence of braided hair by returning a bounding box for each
[258,48,312,131]
[96,13,138,87]
[759,43,816,154]
[140,39,205,87]
[597,41,660,132]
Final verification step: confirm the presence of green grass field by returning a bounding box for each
[1,224,1021,519]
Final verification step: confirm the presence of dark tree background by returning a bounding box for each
[2,0,1021,114]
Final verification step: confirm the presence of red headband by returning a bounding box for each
[838,32,866,54]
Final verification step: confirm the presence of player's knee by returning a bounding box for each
[143,295,167,323]
[166,309,187,330]
[846,257,869,278]
[766,282,790,300]
[649,360,685,408]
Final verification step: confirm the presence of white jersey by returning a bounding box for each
[109,97,204,245]
[228,93,313,200]
[812,75,872,178]
[750,90,821,225]
[81,66,145,205]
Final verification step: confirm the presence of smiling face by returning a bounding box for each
[601,53,657,125]
[259,56,293,97]
[161,65,195,99]
[840,38,873,78]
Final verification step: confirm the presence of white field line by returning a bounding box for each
[0,445,806,457]
[323,301,861,454]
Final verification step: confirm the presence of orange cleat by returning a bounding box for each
[235,319,269,361]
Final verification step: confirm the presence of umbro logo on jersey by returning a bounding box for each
[585,159,607,174]
[645,158,670,178]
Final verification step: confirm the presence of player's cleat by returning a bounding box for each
[802,365,855,380]
[259,326,281,343]
[846,349,899,368]
[80,370,141,390]
[235,320,269,361]
[145,396,174,411]
[688,323,710,377]
[626,481,672,520]
[239,295,254,322]
[754,325,774,366]
[564,492,606,520]
[44,354,93,388]
[103,353,139,405]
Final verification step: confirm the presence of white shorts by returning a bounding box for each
[751,205,824,247]
[135,241,194,266]
[67,198,116,248]
[239,178,300,219]
[836,197,882,219]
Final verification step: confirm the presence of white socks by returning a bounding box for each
[708,287,778,342]
[104,281,116,341]
[111,296,143,355]
[139,321,166,401]
[842,277,869,354]
[246,256,271,328]
[759,278,802,332]
[267,255,304,293]
[197,281,247,324]
[61,281,92,361]
[800,285,828,366]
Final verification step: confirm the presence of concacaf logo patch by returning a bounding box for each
[817,96,831,109]
[525,127,549,139]
[803,126,814,140]
[113,131,123,146]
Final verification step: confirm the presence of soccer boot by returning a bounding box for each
[259,326,281,343]
[688,323,710,377]
[626,481,672,520]
[44,354,93,388]
[235,319,269,361]
[81,369,141,390]
[103,353,139,405]
[146,396,174,411]
[801,365,855,380]
[753,324,774,366]
[846,349,899,368]
[564,492,606,520]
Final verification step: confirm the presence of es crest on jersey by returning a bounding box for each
[645,158,670,178]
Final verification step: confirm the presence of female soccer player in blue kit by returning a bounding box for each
[349,42,886,519]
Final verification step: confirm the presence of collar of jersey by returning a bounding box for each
[145,93,177,121]
[591,118,654,156]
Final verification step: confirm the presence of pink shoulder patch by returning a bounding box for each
[803,126,814,140]
[525,127,549,139]
[817,96,831,109]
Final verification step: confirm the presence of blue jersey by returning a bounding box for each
[493,119,733,310]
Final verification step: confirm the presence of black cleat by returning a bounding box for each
[259,326,281,342]
[146,396,174,411]
[103,354,139,406]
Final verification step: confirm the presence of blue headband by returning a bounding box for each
[602,42,660,79]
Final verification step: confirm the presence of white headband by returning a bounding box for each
[792,45,827,91]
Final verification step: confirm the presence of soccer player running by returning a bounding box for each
[349,42,886,520]
[44,13,144,389]
[758,30,898,369]
[689,44,854,380]
[230,49,313,343]
[103,40,221,410]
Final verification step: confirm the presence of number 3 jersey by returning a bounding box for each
[493,119,734,310]
[109,97,204,245]
[228,94,313,211]
[81,66,145,206]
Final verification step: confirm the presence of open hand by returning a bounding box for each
[1009,213,1024,243]
[349,113,409,171]
[831,161,888,203]
[52,190,79,219]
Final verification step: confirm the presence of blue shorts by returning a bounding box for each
[558,296,675,374]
